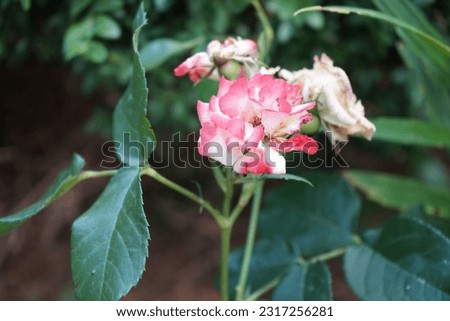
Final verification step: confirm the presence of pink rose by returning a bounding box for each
[197,73,318,174]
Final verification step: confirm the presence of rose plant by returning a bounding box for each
[1,0,450,301]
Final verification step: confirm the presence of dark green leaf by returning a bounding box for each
[0,154,85,236]
[273,262,332,301]
[369,0,450,125]
[259,172,361,257]
[228,238,295,299]
[94,15,122,40]
[345,217,450,300]
[112,4,156,166]
[345,170,450,217]
[345,244,450,300]
[373,0,444,40]
[372,117,450,148]
[71,167,149,300]
[404,206,450,239]
[376,217,450,291]
[140,38,202,71]
[398,45,450,127]
[372,0,450,89]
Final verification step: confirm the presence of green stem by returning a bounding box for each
[220,226,232,300]
[251,0,274,62]
[248,246,354,301]
[211,164,227,193]
[246,276,282,301]
[297,247,347,265]
[218,168,235,300]
[77,168,224,225]
[141,167,223,224]
[229,182,257,223]
[222,168,234,217]
[77,170,118,181]
[235,180,265,300]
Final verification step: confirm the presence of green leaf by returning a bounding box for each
[259,172,361,257]
[345,245,450,300]
[295,6,450,61]
[228,238,295,299]
[0,154,85,236]
[372,0,444,40]
[93,15,122,40]
[345,170,450,217]
[63,19,96,60]
[84,40,108,63]
[371,117,450,148]
[371,0,450,89]
[345,217,450,300]
[140,38,202,71]
[71,167,149,300]
[234,173,313,186]
[112,4,156,167]
[375,217,450,292]
[273,262,332,301]
[398,44,450,127]
[371,0,450,126]
[404,206,450,239]
[20,0,30,11]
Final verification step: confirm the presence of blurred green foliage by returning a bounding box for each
[1,0,448,130]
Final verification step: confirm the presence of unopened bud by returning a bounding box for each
[301,113,321,135]
[218,60,242,80]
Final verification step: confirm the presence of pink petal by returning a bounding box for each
[196,102,209,125]
[233,145,286,174]
[173,52,213,82]
[262,109,313,138]
[217,77,233,98]
[219,76,249,117]
[246,124,264,143]
[278,135,319,154]
[199,125,242,166]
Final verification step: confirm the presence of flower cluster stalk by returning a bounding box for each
[235,180,264,300]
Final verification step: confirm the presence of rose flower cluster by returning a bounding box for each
[174,37,375,174]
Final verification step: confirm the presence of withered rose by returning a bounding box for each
[280,54,375,144]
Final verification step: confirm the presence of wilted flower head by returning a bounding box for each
[197,73,318,175]
[207,37,258,65]
[174,37,259,83]
[280,53,375,144]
